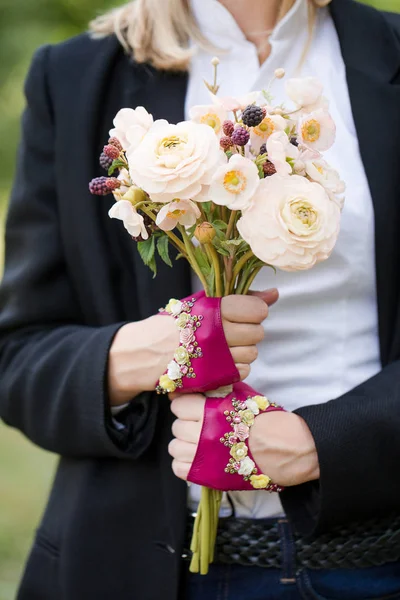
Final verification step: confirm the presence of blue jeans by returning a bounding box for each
[186,519,400,600]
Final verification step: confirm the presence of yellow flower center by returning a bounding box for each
[253,117,275,139]
[223,170,247,194]
[301,119,321,143]
[200,112,221,133]
[284,199,319,236]
[167,209,186,219]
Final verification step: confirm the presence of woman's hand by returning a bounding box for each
[168,393,320,487]
[248,411,320,486]
[107,288,278,406]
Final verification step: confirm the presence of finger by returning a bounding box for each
[172,459,190,481]
[237,363,251,381]
[231,345,258,365]
[222,295,269,324]
[168,438,197,462]
[170,395,205,420]
[171,419,202,444]
[224,323,264,347]
[248,288,279,308]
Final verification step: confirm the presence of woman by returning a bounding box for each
[1,0,400,598]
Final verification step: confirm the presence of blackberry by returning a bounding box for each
[108,137,123,151]
[104,144,120,160]
[89,176,121,196]
[242,105,264,127]
[231,127,250,147]
[99,152,113,171]
[222,120,235,136]
[220,135,233,150]
[259,143,267,155]
[263,161,277,177]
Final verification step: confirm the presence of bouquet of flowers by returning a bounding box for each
[90,62,345,574]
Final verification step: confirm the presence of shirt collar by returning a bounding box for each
[190,0,309,51]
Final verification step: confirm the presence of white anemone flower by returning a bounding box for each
[109,107,153,150]
[298,109,336,152]
[108,200,148,239]
[189,104,228,137]
[209,154,260,210]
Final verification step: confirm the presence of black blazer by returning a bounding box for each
[1,1,400,599]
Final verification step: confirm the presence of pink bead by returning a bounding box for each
[233,416,241,424]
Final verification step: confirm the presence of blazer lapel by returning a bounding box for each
[331,0,400,365]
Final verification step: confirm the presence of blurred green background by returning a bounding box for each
[0,0,399,598]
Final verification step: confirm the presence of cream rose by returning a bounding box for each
[127,120,223,203]
[237,174,341,271]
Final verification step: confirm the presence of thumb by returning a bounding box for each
[248,288,279,307]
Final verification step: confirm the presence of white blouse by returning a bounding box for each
[187,0,381,518]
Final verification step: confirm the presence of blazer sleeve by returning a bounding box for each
[280,360,400,536]
[0,45,158,459]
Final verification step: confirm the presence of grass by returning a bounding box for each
[0,424,56,600]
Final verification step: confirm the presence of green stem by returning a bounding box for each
[179,226,210,295]
[200,487,210,575]
[232,249,254,282]
[139,206,188,257]
[241,265,263,295]
[206,243,223,297]
[226,210,237,240]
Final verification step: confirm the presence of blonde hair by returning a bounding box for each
[90,0,332,72]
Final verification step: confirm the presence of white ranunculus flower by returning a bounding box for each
[245,398,260,415]
[266,131,299,176]
[237,174,341,271]
[285,77,323,108]
[127,120,224,203]
[189,104,228,137]
[298,109,336,152]
[238,457,256,476]
[109,107,153,150]
[167,360,183,381]
[250,114,287,153]
[305,159,346,208]
[209,154,260,210]
[108,200,148,239]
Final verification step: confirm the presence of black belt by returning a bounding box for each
[185,514,400,570]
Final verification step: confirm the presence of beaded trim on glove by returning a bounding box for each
[156,298,203,394]
[220,395,284,492]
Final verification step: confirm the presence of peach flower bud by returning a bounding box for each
[194,222,216,243]
[274,68,285,79]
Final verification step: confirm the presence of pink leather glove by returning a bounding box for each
[156,292,240,395]
[187,381,285,492]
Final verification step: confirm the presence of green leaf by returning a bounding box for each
[156,236,172,267]
[193,246,211,275]
[222,238,243,247]
[206,268,215,296]
[137,236,156,269]
[108,158,127,176]
[149,255,157,278]
[212,219,228,240]
[212,236,230,256]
